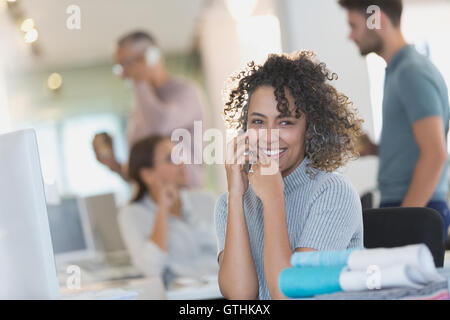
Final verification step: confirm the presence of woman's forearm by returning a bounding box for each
[109,161,131,182]
[402,152,447,207]
[218,193,259,299]
[149,206,169,251]
[262,196,292,300]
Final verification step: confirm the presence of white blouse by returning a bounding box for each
[118,189,219,281]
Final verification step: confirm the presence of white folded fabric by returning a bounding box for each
[336,244,445,291]
[339,264,431,291]
[347,244,445,284]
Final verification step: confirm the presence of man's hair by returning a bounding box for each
[117,30,157,48]
[338,0,403,27]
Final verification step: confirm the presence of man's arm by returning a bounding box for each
[394,65,449,206]
[358,133,379,157]
[401,116,447,207]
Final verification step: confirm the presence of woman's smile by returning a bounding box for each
[260,147,288,159]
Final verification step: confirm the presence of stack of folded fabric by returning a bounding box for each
[279,244,447,299]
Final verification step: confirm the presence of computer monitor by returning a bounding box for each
[46,197,96,263]
[0,129,60,299]
[80,193,127,254]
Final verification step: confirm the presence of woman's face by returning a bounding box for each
[142,139,186,187]
[247,85,307,177]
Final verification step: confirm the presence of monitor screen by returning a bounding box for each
[47,198,88,255]
[0,129,60,299]
[82,193,127,253]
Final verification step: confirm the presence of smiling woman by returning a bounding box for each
[215,51,365,300]
[223,50,363,175]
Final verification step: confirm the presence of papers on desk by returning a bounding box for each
[166,274,222,300]
[279,244,446,298]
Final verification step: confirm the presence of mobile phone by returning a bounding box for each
[245,161,252,174]
[238,129,254,174]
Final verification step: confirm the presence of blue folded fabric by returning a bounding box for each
[279,266,345,298]
[290,249,359,268]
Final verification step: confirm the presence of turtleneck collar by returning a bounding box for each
[283,156,313,194]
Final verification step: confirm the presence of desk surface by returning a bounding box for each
[166,276,222,300]
[60,251,450,300]
[59,266,222,300]
[60,277,222,300]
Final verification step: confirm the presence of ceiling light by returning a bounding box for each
[24,28,38,43]
[47,73,63,91]
[0,1,7,11]
[21,18,35,32]
[226,0,257,21]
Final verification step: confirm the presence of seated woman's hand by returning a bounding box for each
[157,183,179,210]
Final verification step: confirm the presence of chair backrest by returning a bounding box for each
[360,192,374,210]
[363,207,445,267]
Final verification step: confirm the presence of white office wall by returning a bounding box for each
[276,0,379,195]
[0,71,10,135]
[0,7,18,135]
[198,1,239,194]
[198,0,282,194]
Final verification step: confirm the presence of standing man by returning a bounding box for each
[339,0,450,240]
[93,31,205,189]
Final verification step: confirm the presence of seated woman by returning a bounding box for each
[215,51,364,300]
[118,135,218,286]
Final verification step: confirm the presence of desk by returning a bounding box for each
[166,276,222,300]
[59,265,222,300]
[60,277,165,300]
[61,252,450,300]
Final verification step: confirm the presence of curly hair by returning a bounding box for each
[223,51,363,174]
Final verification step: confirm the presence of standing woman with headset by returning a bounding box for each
[92,31,206,189]
[215,51,365,300]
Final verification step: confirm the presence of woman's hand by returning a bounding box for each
[157,183,179,210]
[248,150,284,203]
[92,132,121,172]
[225,133,250,198]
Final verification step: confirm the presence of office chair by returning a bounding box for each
[363,207,445,267]
[360,192,374,210]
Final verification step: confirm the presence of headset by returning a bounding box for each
[145,46,161,67]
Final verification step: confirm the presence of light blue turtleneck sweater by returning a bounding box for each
[214,157,364,300]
